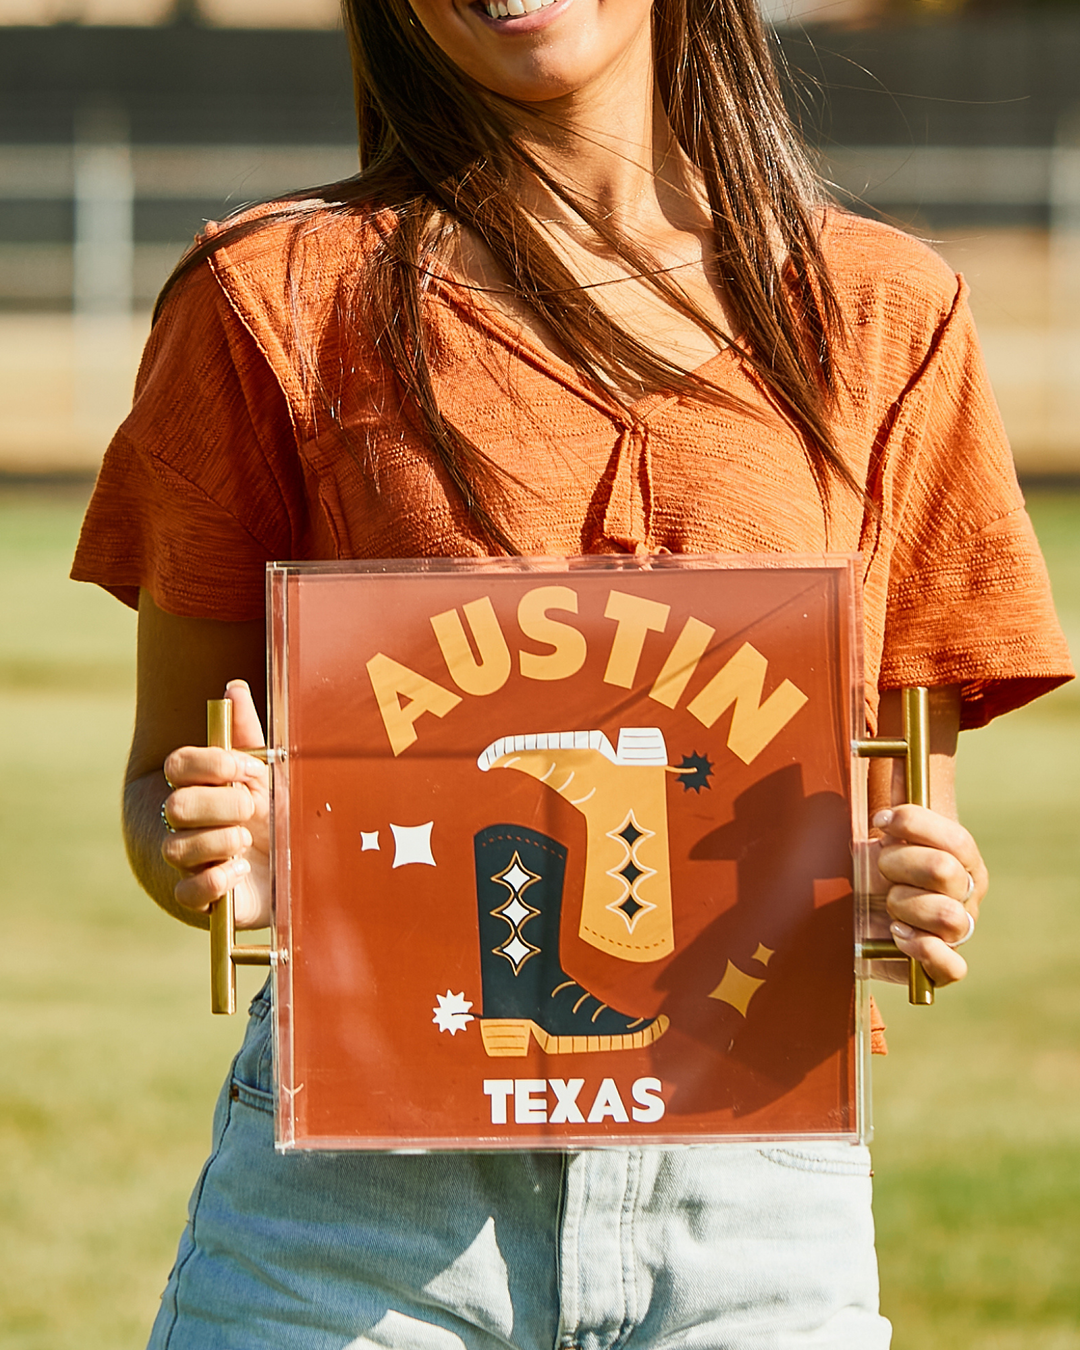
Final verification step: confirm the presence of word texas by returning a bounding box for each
[367,585,808,763]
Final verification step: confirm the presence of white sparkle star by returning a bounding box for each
[432,991,474,1036]
[360,831,380,851]
[391,821,436,868]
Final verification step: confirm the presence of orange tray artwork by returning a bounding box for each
[267,555,871,1150]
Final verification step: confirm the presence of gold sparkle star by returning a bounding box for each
[708,961,767,1017]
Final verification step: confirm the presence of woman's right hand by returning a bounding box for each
[159,680,272,929]
[124,591,270,929]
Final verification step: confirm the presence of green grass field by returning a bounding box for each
[1,488,1077,1349]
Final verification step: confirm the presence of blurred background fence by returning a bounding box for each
[0,7,1079,475]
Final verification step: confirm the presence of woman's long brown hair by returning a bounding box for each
[156,0,855,554]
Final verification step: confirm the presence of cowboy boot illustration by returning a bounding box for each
[475,824,669,1057]
[478,729,674,962]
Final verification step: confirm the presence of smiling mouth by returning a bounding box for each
[481,0,557,17]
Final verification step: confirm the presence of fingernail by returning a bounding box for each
[890,921,913,939]
[873,809,893,829]
[234,858,251,876]
[240,828,252,848]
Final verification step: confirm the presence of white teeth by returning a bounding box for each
[484,0,554,18]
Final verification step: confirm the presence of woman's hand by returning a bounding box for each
[123,591,268,929]
[870,803,987,989]
[160,680,271,929]
[866,685,986,989]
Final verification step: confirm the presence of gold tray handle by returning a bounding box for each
[853,686,935,1007]
[207,698,273,1014]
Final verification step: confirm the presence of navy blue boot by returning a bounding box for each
[474,825,668,1057]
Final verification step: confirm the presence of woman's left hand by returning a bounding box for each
[871,803,988,988]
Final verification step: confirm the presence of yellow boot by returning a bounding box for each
[478,729,674,963]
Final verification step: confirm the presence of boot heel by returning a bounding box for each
[480,1019,533,1057]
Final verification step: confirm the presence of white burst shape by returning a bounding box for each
[390,821,436,868]
[432,990,474,1035]
[360,831,380,851]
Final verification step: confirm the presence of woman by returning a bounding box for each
[73,0,1071,1345]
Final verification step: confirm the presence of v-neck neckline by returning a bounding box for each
[430,267,746,425]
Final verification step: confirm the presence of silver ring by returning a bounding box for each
[948,909,976,948]
[963,871,976,904]
[160,800,177,835]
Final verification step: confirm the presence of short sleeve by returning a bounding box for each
[71,261,310,621]
[874,280,1073,728]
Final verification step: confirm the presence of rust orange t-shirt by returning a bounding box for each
[72,207,1071,733]
[71,206,1073,1059]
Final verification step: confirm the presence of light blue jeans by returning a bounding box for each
[148,983,891,1349]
